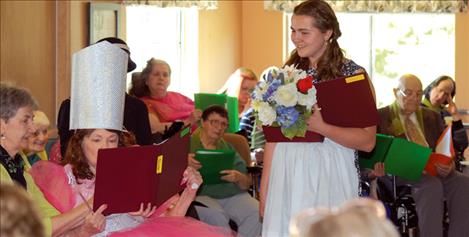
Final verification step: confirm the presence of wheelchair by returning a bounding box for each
[360,178,418,237]
[374,177,418,237]
[374,175,451,237]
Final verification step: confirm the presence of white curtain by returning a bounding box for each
[265,0,468,13]
[122,0,218,10]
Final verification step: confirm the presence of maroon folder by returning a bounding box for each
[93,127,190,215]
[264,73,379,142]
[262,126,324,142]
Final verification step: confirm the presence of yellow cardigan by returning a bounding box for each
[0,154,59,236]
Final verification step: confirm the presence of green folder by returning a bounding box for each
[194,93,239,133]
[359,134,432,181]
[359,134,394,169]
[225,96,240,133]
[194,93,227,110]
[195,149,235,184]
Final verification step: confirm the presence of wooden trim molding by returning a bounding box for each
[56,1,71,118]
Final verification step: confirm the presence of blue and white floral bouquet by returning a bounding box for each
[251,65,317,140]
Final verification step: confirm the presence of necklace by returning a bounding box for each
[1,155,24,174]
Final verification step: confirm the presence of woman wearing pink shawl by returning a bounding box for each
[29,129,233,237]
[129,59,201,135]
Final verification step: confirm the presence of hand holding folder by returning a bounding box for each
[315,73,379,128]
[93,127,191,215]
[195,149,235,184]
[359,134,432,181]
[263,73,379,142]
[424,153,453,176]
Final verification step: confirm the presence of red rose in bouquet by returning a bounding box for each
[296,75,314,94]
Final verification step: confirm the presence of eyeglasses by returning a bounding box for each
[207,119,229,128]
[399,89,423,98]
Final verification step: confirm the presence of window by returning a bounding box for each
[126,6,199,98]
[286,13,455,108]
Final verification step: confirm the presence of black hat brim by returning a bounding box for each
[128,58,137,72]
[97,37,136,72]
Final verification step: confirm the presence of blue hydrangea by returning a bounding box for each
[263,78,281,102]
[276,106,299,128]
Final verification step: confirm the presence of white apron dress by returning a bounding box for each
[262,138,359,237]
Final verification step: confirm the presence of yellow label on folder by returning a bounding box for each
[345,74,365,83]
[156,155,163,174]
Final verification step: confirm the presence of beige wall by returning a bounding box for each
[70,1,88,60]
[1,0,468,127]
[241,1,284,78]
[198,1,283,93]
[198,1,242,93]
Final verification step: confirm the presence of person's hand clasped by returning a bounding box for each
[81,204,107,236]
[187,153,202,170]
[435,161,454,178]
[306,104,325,133]
[128,203,156,218]
[220,169,241,183]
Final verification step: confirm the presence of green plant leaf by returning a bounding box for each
[281,116,307,139]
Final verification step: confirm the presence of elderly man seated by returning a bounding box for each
[377,74,469,237]
[188,105,262,237]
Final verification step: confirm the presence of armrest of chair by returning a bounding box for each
[247,165,262,174]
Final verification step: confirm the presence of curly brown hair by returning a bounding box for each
[128,58,171,98]
[62,129,136,180]
[284,0,345,81]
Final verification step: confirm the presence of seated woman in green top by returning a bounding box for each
[0,83,106,236]
[188,105,262,237]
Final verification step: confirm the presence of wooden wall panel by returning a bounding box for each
[56,1,71,119]
[1,1,56,125]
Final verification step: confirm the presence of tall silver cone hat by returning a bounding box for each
[70,41,128,131]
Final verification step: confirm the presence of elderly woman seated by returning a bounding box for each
[1,83,104,236]
[421,75,468,161]
[20,110,51,166]
[129,58,201,141]
[188,105,262,237]
[218,68,258,118]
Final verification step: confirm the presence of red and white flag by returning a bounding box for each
[435,125,455,157]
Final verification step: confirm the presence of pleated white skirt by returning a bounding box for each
[262,138,359,237]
